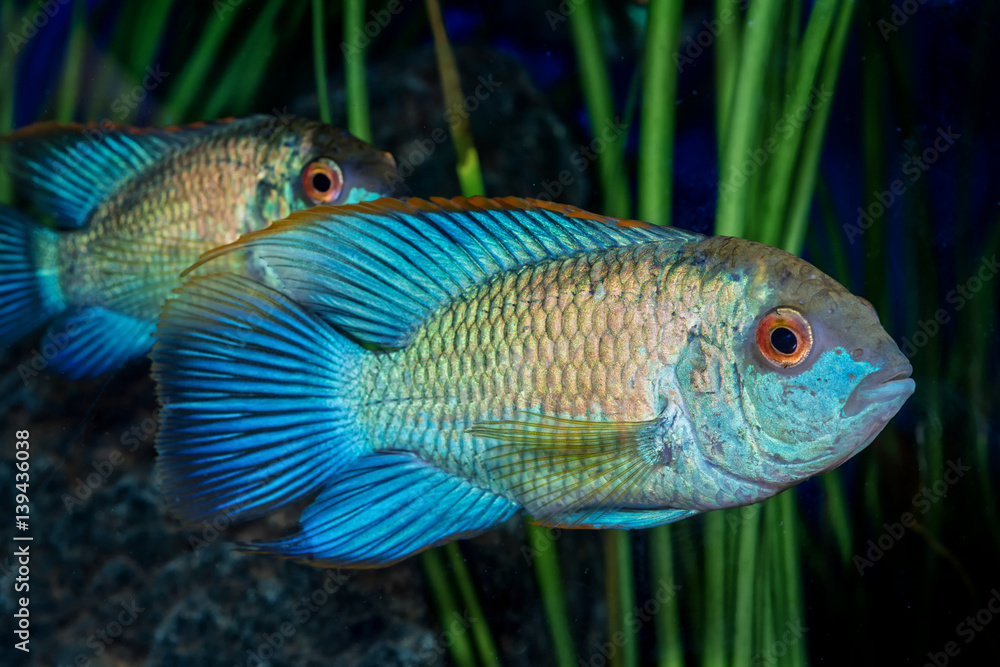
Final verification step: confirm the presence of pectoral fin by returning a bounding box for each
[467,413,674,527]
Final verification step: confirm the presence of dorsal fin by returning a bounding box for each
[0,116,266,228]
[192,196,703,348]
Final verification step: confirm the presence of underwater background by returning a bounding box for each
[0,0,998,665]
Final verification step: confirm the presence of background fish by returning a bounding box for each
[151,196,915,568]
[0,115,403,378]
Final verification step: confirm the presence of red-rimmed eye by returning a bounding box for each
[302,158,344,204]
[755,307,813,368]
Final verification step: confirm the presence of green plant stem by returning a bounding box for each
[569,0,629,217]
[128,0,174,78]
[820,471,852,564]
[638,0,683,226]
[55,0,86,122]
[426,0,485,195]
[526,522,577,667]
[756,0,839,247]
[701,512,725,667]
[344,0,372,140]
[714,0,741,154]
[603,531,638,667]
[421,550,477,667]
[760,503,779,663]
[779,492,806,665]
[732,507,761,666]
[160,8,236,122]
[781,0,856,255]
[202,0,288,118]
[343,0,372,139]
[814,175,851,283]
[714,0,782,238]
[445,542,499,667]
[784,0,802,96]
[650,526,683,667]
[312,0,333,125]
[860,1,888,312]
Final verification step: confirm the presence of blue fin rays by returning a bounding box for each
[0,205,61,344]
[245,453,519,567]
[151,272,366,524]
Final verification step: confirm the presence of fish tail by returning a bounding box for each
[0,205,64,343]
[151,272,369,525]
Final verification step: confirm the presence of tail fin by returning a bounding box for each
[150,272,368,525]
[0,205,63,343]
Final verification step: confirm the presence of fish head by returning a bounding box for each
[676,237,914,497]
[272,118,407,213]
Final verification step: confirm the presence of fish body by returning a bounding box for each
[0,115,402,378]
[152,197,914,566]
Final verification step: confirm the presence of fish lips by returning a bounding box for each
[800,365,914,473]
[842,362,916,419]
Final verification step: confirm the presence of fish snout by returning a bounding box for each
[842,360,915,418]
[339,150,409,199]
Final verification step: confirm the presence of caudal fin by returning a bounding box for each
[150,272,368,525]
[0,205,63,344]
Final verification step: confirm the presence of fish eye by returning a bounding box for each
[302,158,344,204]
[755,307,813,368]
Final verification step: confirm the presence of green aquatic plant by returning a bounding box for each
[569,0,630,219]
[313,0,333,126]
[344,0,372,141]
[54,0,85,122]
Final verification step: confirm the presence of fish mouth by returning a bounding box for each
[842,363,915,418]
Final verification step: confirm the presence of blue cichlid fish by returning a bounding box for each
[0,115,403,379]
[151,197,915,567]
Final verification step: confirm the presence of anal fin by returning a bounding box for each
[245,453,519,567]
[44,307,155,379]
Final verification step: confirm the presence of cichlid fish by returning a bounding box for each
[151,196,915,567]
[0,115,403,378]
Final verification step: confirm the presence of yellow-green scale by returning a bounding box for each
[51,132,295,319]
[357,240,732,505]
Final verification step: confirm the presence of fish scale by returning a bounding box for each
[54,129,309,315]
[360,242,703,502]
